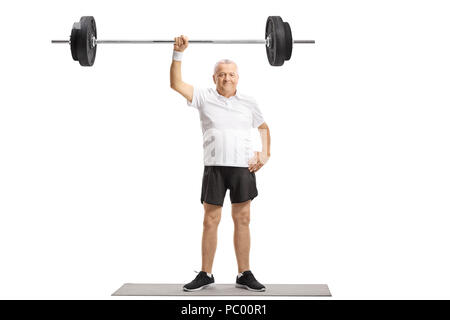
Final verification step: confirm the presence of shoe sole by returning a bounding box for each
[183,283,215,292]
[235,283,266,292]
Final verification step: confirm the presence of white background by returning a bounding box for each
[0,0,449,300]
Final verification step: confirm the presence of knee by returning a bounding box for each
[232,212,250,226]
[203,215,221,229]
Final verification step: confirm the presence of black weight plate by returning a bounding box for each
[70,22,80,61]
[77,16,97,66]
[283,22,293,61]
[265,17,277,66]
[265,16,287,66]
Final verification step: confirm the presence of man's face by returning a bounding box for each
[213,63,239,93]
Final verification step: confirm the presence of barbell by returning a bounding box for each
[51,16,315,67]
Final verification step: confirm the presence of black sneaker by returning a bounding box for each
[235,270,266,292]
[183,271,215,291]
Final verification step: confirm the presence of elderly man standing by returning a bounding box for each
[170,35,271,292]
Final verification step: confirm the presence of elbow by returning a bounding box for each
[170,81,181,91]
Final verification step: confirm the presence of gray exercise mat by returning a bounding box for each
[112,283,331,296]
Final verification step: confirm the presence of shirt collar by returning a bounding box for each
[215,88,240,100]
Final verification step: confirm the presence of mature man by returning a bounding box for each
[170,35,271,292]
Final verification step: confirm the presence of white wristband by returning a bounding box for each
[172,50,183,61]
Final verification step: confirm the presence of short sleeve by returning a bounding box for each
[187,87,207,109]
[250,99,265,128]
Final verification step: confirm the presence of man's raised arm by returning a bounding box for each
[170,35,194,103]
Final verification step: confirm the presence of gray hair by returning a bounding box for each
[213,59,239,75]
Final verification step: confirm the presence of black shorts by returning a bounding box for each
[201,166,258,207]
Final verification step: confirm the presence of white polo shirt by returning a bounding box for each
[187,87,265,167]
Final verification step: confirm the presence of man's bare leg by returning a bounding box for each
[201,201,222,274]
[232,200,251,273]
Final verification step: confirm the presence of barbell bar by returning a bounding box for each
[51,16,315,67]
